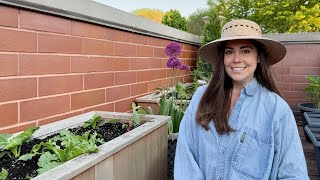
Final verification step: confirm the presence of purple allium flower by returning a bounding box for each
[165,42,182,57]
[179,64,190,71]
[167,57,182,68]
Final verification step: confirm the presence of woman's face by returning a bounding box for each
[223,39,259,87]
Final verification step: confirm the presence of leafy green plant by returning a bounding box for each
[82,114,106,129]
[122,102,147,131]
[0,126,39,158]
[304,75,320,108]
[19,129,104,174]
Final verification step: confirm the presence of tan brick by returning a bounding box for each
[71,90,105,110]
[149,58,163,69]
[83,103,114,113]
[289,83,308,91]
[106,85,131,102]
[19,54,70,75]
[290,67,320,76]
[84,73,114,90]
[280,75,307,83]
[71,56,107,73]
[71,21,106,39]
[105,28,131,42]
[82,39,114,55]
[131,34,149,45]
[0,103,18,128]
[0,6,18,27]
[137,45,153,57]
[130,58,148,70]
[0,54,18,77]
[115,43,136,57]
[39,75,83,96]
[153,69,167,80]
[115,98,135,112]
[0,122,37,134]
[137,70,153,82]
[20,95,70,122]
[0,28,37,52]
[148,37,162,47]
[115,72,137,85]
[20,10,71,34]
[154,47,166,58]
[0,78,37,102]
[148,80,163,92]
[131,82,148,96]
[38,33,82,53]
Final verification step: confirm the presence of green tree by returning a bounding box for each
[186,9,209,35]
[209,0,320,33]
[132,8,165,23]
[161,9,188,31]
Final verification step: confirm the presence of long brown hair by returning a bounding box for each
[196,40,281,134]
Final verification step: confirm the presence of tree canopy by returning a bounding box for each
[162,9,188,31]
[186,9,209,35]
[208,0,320,33]
[132,8,165,23]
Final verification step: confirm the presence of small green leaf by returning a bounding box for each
[18,153,38,161]
[107,119,120,123]
[37,152,61,174]
[0,168,8,180]
[4,126,39,150]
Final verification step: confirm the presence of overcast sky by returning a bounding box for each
[92,0,209,17]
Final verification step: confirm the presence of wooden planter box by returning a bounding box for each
[304,112,320,126]
[27,111,170,180]
[304,125,320,175]
[135,93,190,115]
[135,83,192,115]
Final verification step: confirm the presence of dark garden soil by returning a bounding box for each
[0,122,133,180]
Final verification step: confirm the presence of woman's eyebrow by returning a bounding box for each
[240,46,253,49]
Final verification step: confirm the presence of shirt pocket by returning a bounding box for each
[231,126,272,179]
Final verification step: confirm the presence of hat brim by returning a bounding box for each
[198,36,287,66]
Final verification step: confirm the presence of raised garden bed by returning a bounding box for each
[0,111,170,180]
[135,83,193,115]
[304,112,320,126]
[304,125,320,176]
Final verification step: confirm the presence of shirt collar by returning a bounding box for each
[243,78,259,96]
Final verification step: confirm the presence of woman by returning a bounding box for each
[174,19,309,180]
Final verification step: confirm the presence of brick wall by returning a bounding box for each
[272,43,320,113]
[0,6,198,133]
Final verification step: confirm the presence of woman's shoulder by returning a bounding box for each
[260,86,292,115]
[191,85,208,100]
[261,87,290,109]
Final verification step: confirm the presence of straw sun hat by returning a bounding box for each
[199,19,287,66]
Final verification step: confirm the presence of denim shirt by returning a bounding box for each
[174,79,309,180]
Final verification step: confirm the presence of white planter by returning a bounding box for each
[27,111,170,180]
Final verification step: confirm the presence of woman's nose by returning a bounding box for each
[233,52,241,63]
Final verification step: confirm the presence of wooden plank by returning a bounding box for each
[298,126,320,179]
[113,145,133,180]
[146,129,160,180]
[96,156,114,180]
[71,166,95,180]
[132,136,147,180]
[159,124,168,180]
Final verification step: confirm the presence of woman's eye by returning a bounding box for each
[242,49,251,53]
[225,50,233,54]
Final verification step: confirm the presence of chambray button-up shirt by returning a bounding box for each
[174,79,309,180]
